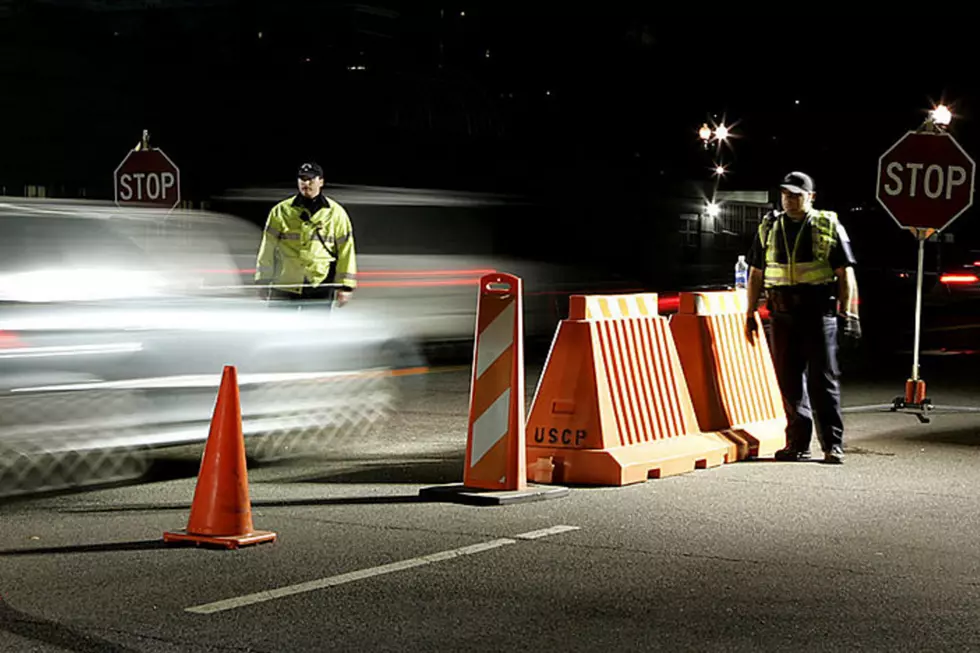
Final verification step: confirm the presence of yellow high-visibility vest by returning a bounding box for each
[255,195,357,292]
[759,209,838,288]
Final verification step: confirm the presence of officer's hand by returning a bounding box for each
[336,291,353,307]
[745,313,759,342]
[839,312,861,341]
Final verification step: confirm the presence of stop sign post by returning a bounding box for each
[114,139,181,210]
[875,128,976,410]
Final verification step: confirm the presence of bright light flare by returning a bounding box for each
[698,123,712,142]
[714,124,730,140]
[705,201,721,218]
[714,165,727,176]
[940,273,978,285]
[931,104,952,126]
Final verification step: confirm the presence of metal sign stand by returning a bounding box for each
[845,225,980,423]
[886,227,933,420]
[845,118,980,423]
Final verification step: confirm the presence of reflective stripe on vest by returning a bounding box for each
[760,210,838,287]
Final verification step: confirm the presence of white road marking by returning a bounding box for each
[185,526,579,615]
[514,525,581,540]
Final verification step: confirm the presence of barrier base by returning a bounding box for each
[419,483,568,506]
[528,432,731,486]
[722,419,786,461]
[163,529,277,549]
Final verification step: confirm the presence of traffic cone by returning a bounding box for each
[164,366,277,549]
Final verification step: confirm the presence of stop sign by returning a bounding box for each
[876,131,976,231]
[114,148,181,209]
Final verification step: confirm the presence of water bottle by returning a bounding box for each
[734,255,748,289]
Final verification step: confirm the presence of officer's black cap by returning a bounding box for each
[297,162,324,180]
[780,171,815,194]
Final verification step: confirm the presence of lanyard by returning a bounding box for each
[779,214,810,284]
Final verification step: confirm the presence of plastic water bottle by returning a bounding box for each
[734,255,748,289]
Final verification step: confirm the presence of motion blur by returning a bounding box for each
[0,199,422,498]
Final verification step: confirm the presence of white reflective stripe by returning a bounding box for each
[470,387,510,466]
[691,293,745,316]
[475,300,515,378]
[694,295,707,316]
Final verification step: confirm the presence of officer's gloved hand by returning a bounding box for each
[839,312,861,341]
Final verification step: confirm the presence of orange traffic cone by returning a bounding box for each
[164,366,277,549]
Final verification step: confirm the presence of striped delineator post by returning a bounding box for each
[463,272,526,490]
[421,273,568,505]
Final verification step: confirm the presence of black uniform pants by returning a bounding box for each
[768,310,843,453]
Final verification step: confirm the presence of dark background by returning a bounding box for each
[1,2,978,285]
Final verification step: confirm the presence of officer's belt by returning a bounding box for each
[767,285,835,314]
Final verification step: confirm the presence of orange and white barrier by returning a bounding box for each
[525,293,732,486]
[462,272,527,491]
[422,273,567,504]
[670,291,786,459]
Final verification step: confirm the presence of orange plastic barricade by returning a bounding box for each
[164,366,277,549]
[525,293,733,486]
[421,273,568,505]
[669,291,786,460]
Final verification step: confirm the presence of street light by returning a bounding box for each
[705,201,721,218]
[714,164,726,176]
[714,124,730,141]
[930,104,952,127]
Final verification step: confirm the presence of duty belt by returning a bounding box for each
[766,286,836,315]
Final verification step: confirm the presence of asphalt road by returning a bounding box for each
[2,360,980,652]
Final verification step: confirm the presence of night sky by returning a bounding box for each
[1,2,978,221]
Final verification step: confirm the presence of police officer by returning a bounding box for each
[255,162,357,306]
[744,171,860,464]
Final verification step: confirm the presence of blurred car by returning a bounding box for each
[934,247,980,300]
[0,199,423,498]
[210,184,644,358]
[918,244,980,354]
